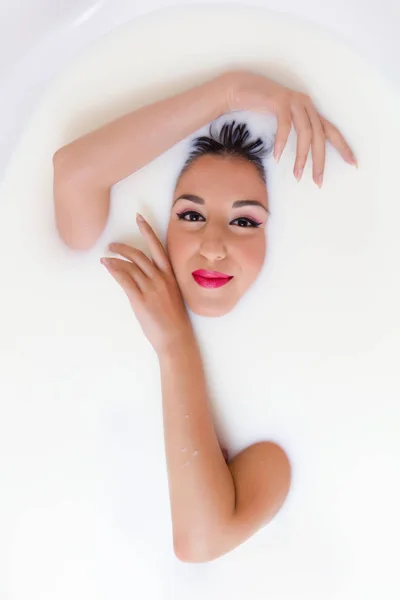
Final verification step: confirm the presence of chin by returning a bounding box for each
[187,301,236,318]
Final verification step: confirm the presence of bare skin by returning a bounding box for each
[167,154,270,317]
[53,70,356,250]
[101,216,292,563]
[53,70,357,562]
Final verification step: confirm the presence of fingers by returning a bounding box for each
[108,242,156,279]
[305,103,326,188]
[104,256,149,291]
[101,257,142,303]
[320,116,357,167]
[274,110,291,162]
[102,214,171,297]
[136,213,171,273]
[290,104,312,182]
[282,95,358,187]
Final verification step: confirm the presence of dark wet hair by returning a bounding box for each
[181,120,273,183]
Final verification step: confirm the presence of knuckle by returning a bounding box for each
[313,136,326,150]
[125,245,140,254]
[278,103,291,119]
[320,118,329,132]
[293,91,308,103]
[153,271,166,288]
[301,92,312,105]
[113,244,135,258]
[325,121,337,135]
[134,248,147,260]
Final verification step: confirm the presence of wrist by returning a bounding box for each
[208,71,236,116]
[216,70,245,113]
[157,325,197,362]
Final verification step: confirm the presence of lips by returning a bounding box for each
[193,270,231,279]
[192,269,234,289]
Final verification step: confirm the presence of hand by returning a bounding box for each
[101,213,193,356]
[223,70,357,187]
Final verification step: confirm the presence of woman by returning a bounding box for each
[53,70,356,562]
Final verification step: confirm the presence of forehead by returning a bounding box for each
[174,155,268,204]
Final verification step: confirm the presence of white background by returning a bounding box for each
[0,3,399,600]
[0,0,399,177]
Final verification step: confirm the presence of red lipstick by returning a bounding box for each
[192,269,234,289]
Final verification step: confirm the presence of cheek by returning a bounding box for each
[236,235,266,277]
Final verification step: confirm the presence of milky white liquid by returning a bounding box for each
[0,5,399,600]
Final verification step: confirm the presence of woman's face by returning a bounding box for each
[166,154,269,317]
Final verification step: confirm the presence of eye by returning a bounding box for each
[176,211,262,228]
[176,210,205,222]
[231,217,262,228]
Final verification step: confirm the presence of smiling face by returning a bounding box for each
[166,154,269,317]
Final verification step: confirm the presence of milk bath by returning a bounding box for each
[0,5,399,600]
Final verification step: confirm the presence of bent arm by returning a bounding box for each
[53,73,231,250]
[158,330,291,563]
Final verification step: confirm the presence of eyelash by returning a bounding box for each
[176,210,262,228]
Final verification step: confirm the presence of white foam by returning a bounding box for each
[0,5,399,599]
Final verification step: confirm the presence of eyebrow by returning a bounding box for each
[173,194,270,214]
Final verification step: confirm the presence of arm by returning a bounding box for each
[53,69,356,251]
[53,74,230,250]
[158,330,291,563]
[102,218,291,563]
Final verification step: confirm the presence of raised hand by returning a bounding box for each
[223,70,358,187]
[101,213,193,356]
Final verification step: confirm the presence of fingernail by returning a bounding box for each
[294,167,303,182]
[315,173,323,188]
[100,258,109,266]
[136,212,145,223]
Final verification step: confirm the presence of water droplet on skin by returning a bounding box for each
[180,448,187,453]
[184,415,189,419]
[192,450,198,456]
[182,461,190,468]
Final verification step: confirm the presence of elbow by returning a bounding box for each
[173,533,222,564]
[53,147,65,167]
[54,205,102,251]
[173,539,210,564]
[53,146,77,194]
[53,145,86,186]
[53,145,74,174]
[53,149,102,252]
[56,229,99,252]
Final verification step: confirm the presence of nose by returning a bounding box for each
[199,222,227,262]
